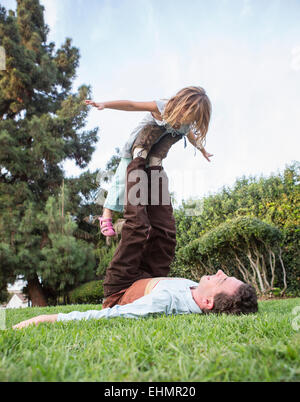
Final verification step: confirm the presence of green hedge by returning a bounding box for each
[96,243,118,277]
[68,280,104,304]
[281,225,300,294]
[173,217,289,296]
[171,162,300,296]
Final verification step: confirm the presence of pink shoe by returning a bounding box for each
[99,217,116,237]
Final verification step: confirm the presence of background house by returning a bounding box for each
[4,291,31,309]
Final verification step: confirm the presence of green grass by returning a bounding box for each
[1,298,300,382]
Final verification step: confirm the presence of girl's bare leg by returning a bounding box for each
[102,207,113,219]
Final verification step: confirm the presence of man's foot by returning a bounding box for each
[148,156,162,166]
[99,217,116,237]
[131,124,166,157]
[132,147,148,159]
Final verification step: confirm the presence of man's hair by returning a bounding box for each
[203,283,258,315]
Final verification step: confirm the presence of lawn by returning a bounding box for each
[1,298,300,382]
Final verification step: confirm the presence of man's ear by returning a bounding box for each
[204,297,214,310]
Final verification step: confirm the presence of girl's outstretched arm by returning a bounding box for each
[186,130,199,148]
[84,99,159,113]
[187,131,213,162]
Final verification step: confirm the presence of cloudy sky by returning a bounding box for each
[2,0,300,206]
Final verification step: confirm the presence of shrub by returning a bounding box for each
[172,162,300,295]
[176,216,287,296]
[281,225,300,295]
[68,280,104,304]
[96,243,118,277]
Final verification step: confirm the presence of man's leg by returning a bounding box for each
[103,132,180,299]
[103,156,153,298]
[137,133,182,276]
[103,164,177,308]
[138,165,177,277]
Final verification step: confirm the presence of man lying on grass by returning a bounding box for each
[14,160,258,329]
[13,270,258,329]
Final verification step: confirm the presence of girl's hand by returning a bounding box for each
[84,100,105,110]
[199,148,213,162]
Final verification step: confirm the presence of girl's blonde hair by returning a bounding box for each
[163,86,212,148]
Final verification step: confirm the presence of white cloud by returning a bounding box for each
[241,0,253,17]
[89,0,113,43]
[291,46,300,71]
[40,0,59,28]
[40,0,65,43]
[0,0,16,11]
[161,35,300,200]
[144,0,160,46]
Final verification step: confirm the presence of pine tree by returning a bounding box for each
[38,182,96,300]
[0,0,100,305]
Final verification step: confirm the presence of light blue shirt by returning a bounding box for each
[121,99,191,158]
[57,278,202,322]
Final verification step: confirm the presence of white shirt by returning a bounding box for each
[57,278,202,322]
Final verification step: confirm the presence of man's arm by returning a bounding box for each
[13,290,173,329]
[84,99,159,113]
[13,314,58,329]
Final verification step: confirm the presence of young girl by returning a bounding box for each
[85,86,213,237]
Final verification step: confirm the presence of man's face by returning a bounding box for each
[198,270,243,299]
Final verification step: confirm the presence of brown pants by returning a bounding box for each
[103,156,177,303]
